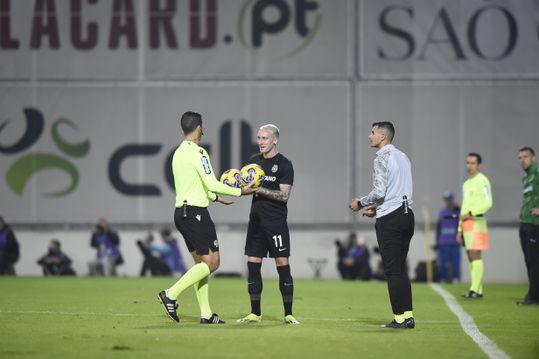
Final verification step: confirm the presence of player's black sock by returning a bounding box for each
[277,264,294,316]
[247,262,263,316]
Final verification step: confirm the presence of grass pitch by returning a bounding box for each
[0,277,537,359]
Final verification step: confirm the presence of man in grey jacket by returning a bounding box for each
[350,122,415,329]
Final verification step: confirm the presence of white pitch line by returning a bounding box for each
[430,283,511,359]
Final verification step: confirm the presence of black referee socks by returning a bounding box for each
[247,261,263,316]
[277,264,294,316]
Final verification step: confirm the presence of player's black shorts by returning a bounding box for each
[245,213,290,258]
[174,206,218,255]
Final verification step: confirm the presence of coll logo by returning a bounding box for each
[238,0,321,59]
[109,120,259,196]
[0,108,90,197]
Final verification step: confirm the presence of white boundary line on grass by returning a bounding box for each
[430,283,511,359]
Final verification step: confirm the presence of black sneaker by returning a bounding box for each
[157,290,179,322]
[381,317,415,329]
[200,313,225,324]
[516,297,539,305]
[462,290,483,299]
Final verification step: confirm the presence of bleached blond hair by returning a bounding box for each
[259,124,280,138]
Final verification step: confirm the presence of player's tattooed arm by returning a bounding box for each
[256,184,292,203]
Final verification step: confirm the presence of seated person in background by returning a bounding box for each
[37,239,76,276]
[88,218,123,276]
[137,233,171,277]
[0,216,20,276]
[159,228,186,275]
[336,232,372,280]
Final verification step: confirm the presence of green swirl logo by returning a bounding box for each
[1,109,90,197]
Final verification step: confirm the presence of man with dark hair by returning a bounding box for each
[0,217,19,275]
[157,111,255,324]
[180,111,202,134]
[237,124,299,325]
[517,146,539,305]
[457,153,492,299]
[349,122,415,329]
[37,239,76,276]
[468,152,482,165]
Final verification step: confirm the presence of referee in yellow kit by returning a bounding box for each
[457,153,492,299]
[158,111,254,324]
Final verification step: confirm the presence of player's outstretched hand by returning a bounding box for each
[241,182,256,195]
[362,204,377,218]
[216,195,234,205]
[349,198,361,212]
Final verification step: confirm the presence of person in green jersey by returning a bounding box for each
[517,146,539,306]
[158,111,255,324]
[457,153,493,299]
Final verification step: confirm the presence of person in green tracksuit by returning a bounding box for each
[457,153,492,299]
[517,146,539,306]
[157,111,255,324]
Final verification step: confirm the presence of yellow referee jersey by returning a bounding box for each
[172,141,240,207]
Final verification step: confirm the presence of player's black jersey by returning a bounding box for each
[249,153,294,219]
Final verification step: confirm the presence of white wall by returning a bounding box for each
[12,226,527,284]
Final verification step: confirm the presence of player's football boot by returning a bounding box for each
[381,317,415,329]
[516,297,539,305]
[157,290,180,322]
[200,313,225,324]
[284,315,300,324]
[462,290,483,299]
[236,313,262,323]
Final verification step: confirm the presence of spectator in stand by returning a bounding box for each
[0,216,20,275]
[138,233,171,277]
[89,218,123,276]
[160,228,186,275]
[336,232,371,280]
[37,239,76,276]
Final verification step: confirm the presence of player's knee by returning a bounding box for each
[201,254,220,272]
[275,257,289,266]
[207,258,219,272]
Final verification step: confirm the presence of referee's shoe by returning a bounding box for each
[158,290,179,322]
[200,313,225,324]
[381,317,415,329]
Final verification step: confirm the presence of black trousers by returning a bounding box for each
[375,206,415,315]
[519,223,539,301]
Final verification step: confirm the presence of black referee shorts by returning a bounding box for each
[245,213,290,258]
[174,206,218,255]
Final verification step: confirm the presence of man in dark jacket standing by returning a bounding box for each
[517,147,539,305]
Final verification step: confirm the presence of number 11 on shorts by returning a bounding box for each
[273,234,283,248]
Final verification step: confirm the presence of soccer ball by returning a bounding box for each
[220,169,243,188]
[241,163,265,189]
